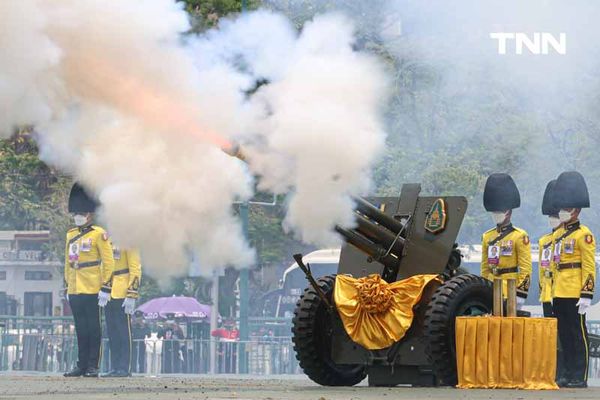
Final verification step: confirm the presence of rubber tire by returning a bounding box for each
[292,275,366,386]
[424,274,493,386]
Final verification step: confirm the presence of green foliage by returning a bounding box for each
[179,0,260,31]
[247,201,309,266]
[0,130,71,259]
[7,2,600,315]
[138,275,162,305]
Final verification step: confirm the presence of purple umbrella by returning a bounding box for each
[136,296,211,320]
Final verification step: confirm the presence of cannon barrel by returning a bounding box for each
[222,143,246,162]
[354,213,405,255]
[335,197,407,280]
[353,196,404,234]
[334,226,400,272]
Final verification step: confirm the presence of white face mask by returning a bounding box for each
[558,209,573,223]
[548,216,561,229]
[491,211,508,225]
[73,214,88,227]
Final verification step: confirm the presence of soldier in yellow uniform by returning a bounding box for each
[481,173,532,311]
[539,180,561,317]
[102,246,142,377]
[63,183,115,377]
[551,171,595,388]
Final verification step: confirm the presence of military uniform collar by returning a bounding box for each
[496,223,513,233]
[565,220,581,231]
[78,224,93,233]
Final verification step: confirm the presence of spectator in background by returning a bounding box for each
[131,314,151,373]
[158,316,185,373]
[211,319,239,373]
[144,332,162,375]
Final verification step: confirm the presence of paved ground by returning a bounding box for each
[0,374,598,400]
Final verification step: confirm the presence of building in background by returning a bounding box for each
[0,231,63,316]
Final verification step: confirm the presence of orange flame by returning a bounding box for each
[68,54,235,153]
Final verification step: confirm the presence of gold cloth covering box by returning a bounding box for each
[455,316,558,390]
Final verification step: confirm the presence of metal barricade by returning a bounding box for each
[0,335,300,375]
[0,333,78,372]
[588,321,600,380]
[3,315,595,378]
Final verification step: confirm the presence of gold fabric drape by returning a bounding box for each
[334,274,439,350]
[455,316,558,390]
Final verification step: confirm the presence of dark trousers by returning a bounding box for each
[105,298,132,372]
[543,301,565,378]
[69,294,101,371]
[542,302,554,317]
[553,298,589,382]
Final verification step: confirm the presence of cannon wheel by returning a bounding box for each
[424,274,492,386]
[292,275,366,386]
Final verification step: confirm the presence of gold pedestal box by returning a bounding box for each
[455,316,558,390]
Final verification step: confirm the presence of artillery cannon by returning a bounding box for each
[220,144,600,385]
[291,184,494,386]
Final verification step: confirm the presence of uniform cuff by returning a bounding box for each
[127,290,139,299]
[516,291,528,299]
[580,292,593,299]
[100,285,112,294]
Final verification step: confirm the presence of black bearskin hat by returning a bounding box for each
[68,183,98,213]
[542,180,559,216]
[483,173,521,212]
[553,171,590,209]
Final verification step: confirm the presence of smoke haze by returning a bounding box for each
[271,0,600,240]
[379,0,600,239]
[0,1,386,279]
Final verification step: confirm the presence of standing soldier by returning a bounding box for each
[539,180,566,382]
[551,171,595,388]
[539,180,561,317]
[102,246,142,377]
[481,173,532,314]
[63,183,115,377]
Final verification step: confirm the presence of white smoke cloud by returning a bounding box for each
[0,1,387,278]
[247,14,387,244]
[0,1,60,135]
[196,11,388,244]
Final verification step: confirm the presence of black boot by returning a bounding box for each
[565,380,587,388]
[556,376,570,388]
[64,366,85,377]
[83,367,99,377]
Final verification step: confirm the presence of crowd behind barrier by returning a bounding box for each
[0,316,598,377]
[0,316,299,375]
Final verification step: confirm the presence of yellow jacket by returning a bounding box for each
[538,232,556,303]
[111,246,142,299]
[481,224,532,299]
[552,221,596,299]
[64,225,115,295]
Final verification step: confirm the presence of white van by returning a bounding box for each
[275,249,340,318]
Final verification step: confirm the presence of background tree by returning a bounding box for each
[4,1,600,317]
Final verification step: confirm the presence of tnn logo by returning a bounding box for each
[490,33,566,55]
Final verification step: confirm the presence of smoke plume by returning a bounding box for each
[276,0,600,241]
[0,1,387,279]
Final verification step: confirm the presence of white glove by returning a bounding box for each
[576,297,592,315]
[516,297,525,311]
[122,297,136,315]
[98,290,111,307]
